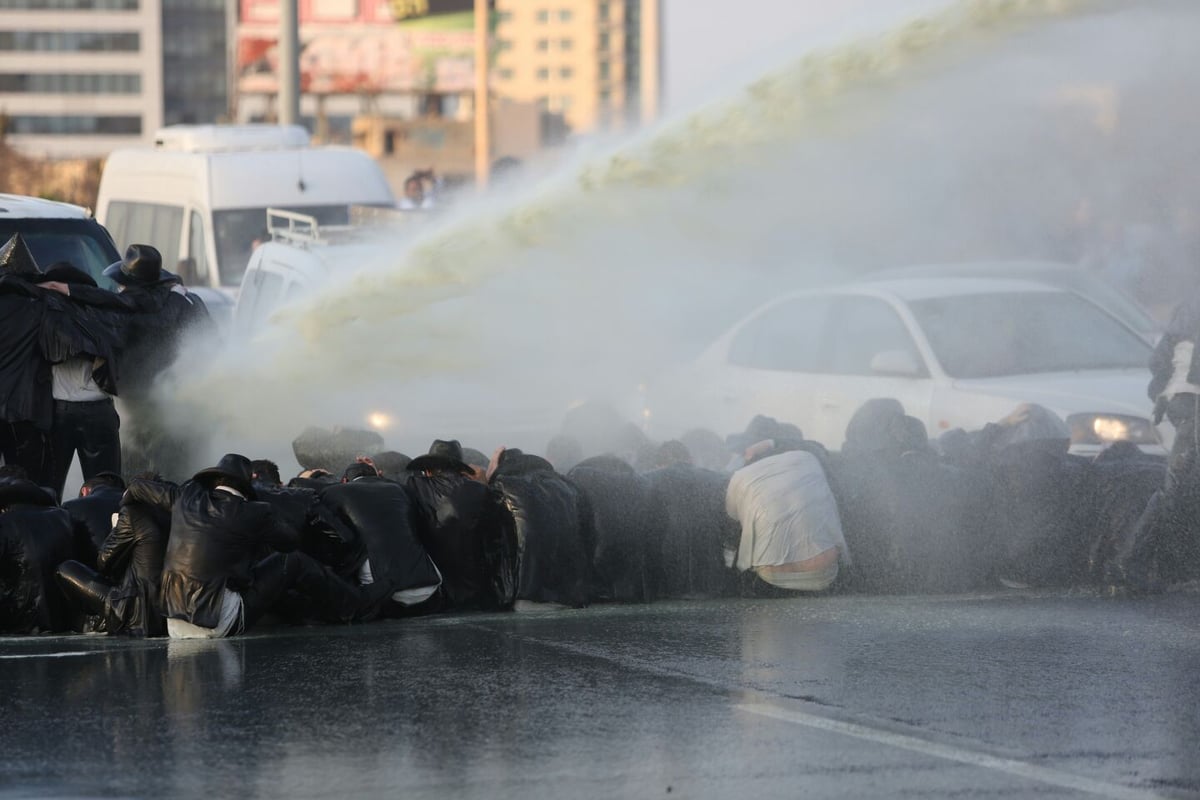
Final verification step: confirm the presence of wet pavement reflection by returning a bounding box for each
[2,592,1199,799]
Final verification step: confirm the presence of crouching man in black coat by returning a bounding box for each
[0,468,74,633]
[131,454,365,638]
[56,471,172,637]
[318,460,443,619]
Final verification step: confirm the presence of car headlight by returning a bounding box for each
[367,411,393,431]
[1066,413,1159,445]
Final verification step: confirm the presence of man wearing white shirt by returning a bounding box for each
[42,264,122,501]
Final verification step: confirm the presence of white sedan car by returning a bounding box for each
[651,277,1164,454]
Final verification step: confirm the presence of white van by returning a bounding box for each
[96,125,395,294]
[233,206,430,336]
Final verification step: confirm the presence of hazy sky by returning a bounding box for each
[662,0,951,111]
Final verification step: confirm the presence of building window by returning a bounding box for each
[598,31,610,50]
[0,0,137,8]
[598,61,610,81]
[5,114,142,135]
[599,89,611,109]
[536,67,549,81]
[0,72,141,93]
[559,38,572,50]
[495,39,513,50]
[0,31,140,52]
[497,68,513,80]
[598,2,608,21]
[536,38,548,51]
[558,8,571,22]
[559,67,573,79]
[535,8,547,22]
[496,9,512,22]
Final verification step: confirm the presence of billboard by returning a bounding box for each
[389,0,479,21]
[237,1,492,96]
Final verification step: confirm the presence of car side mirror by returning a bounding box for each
[870,349,923,378]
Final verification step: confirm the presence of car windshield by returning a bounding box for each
[212,204,355,288]
[908,291,1151,379]
[0,218,120,289]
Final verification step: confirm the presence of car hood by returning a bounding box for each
[951,369,1152,418]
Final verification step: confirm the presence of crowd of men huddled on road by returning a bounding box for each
[2,233,1200,639]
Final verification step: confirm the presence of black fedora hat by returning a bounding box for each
[103,243,175,286]
[42,261,98,288]
[0,234,42,278]
[192,453,257,500]
[406,439,473,475]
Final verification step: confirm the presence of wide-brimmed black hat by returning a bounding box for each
[0,234,42,278]
[42,261,98,288]
[407,439,473,474]
[103,243,176,286]
[192,453,257,500]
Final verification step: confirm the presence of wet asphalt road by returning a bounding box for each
[2,591,1199,800]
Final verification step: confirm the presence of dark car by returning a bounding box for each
[0,193,121,288]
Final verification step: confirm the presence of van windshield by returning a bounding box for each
[213,205,353,288]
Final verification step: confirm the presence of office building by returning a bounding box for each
[0,0,231,158]
[492,0,661,133]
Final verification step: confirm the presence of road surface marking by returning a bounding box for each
[737,703,1166,800]
[0,651,97,660]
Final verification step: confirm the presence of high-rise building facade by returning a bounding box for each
[491,0,660,134]
[0,0,231,158]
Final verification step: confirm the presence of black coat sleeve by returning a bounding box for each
[0,275,39,298]
[124,479,181,512]
[57,284,140,312]
[96,511,136,579]
[251,502,301,554]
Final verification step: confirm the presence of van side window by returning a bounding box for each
[188,211,210,285]
[106,200,184,271]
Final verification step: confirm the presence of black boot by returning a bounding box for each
[55,561,115,621]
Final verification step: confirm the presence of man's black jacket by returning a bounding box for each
[128,479,297,629]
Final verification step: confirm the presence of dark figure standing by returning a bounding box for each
[1113,293,1200,590]
[0,235,54,485]
[42,263,123,499]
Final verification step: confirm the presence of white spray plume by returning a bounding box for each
[161,0,1200,473]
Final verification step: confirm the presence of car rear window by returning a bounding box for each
[909,291,1151,379]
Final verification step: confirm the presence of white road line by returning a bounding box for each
[736,703,1166,800]
[0,651,97,660]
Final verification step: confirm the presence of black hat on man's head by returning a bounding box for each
[43,261,98,288]
[0,234,42,278]
[193,453,258,500]
[103,243,174,286]
[406,439,472,475]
